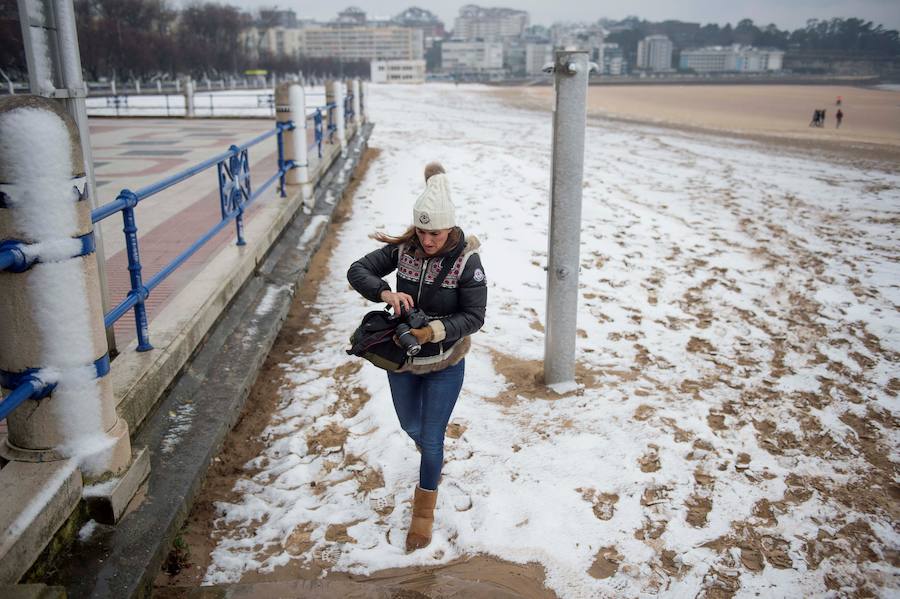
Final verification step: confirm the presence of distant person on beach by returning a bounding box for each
[836,109,844,128]
[836,96,842,106]
[810,109,819,127]
[347,162,487,553]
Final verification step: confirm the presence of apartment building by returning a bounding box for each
[636,35,673,72]
[453,4,529,40]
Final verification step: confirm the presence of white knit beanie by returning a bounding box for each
[413,163,455,230]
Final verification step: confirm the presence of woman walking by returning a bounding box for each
[347,162,487,552]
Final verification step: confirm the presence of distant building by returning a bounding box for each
[393,6,446,38]
[298,25,424,61]
[636,35,673,72]
[336,6,367,26]
[453,4,529,40]
[371,59,426,83]
[441,39,505,77]
[525,43,553,76]
[679,46,784,73]
[258,9,298,29]
[602,43,625,75]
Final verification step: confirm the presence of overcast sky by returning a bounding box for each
[216,1,900,30]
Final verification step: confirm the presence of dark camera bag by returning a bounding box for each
[347,241,464,371]
[346,310,409,371]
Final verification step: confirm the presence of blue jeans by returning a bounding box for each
[386,359,465,491]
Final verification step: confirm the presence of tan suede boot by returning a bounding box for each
[406,485,438,552]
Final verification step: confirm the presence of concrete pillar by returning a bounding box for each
[0,96,132,478]
[544,51,589,389]
[275,83,312,206]
[110,78,116,96]
[184,78,194,118]
[360,81,368,122]
[324,79,335,147]
[175,79,181,93]
[156,80,162,93]
[334,80,346,154]
[134,79,140,94]
[351,79,361,126]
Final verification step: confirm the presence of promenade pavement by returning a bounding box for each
[89,118,283,346]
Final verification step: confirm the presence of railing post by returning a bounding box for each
[335,80,347,155]
[324,79,336,145]
[157,80,162,93]
[351,79,361,128]
[0,96,133,478]
[135,79,141,94]
[276,82,312,206]
[544,51,589,389]
[184,78,194,118]
[360,81,368,122]
[119,191,153,351]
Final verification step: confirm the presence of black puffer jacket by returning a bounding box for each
[347,232,487,373]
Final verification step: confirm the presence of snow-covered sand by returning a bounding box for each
[201,83,899,598]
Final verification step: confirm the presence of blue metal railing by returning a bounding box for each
[91,122,295,351]
[0,94,350,420]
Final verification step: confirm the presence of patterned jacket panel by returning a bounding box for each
[347,235,487,358]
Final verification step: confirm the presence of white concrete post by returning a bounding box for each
[289,85,312,205]
[18,0,116,353]
[324,79,336,149]
[175,78,181,93]
[184,78,195,118]
[135,79,141,94]
[351,79,361,126]
[360,81,368,122]
[0,96,132,477]
[544,51,589,388]
[110,78,116,96]
[334,80,346,154]
[156,80,162,93]
[275,82,310,197]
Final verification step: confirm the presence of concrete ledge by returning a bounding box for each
[83,447,150,524]
[112,134,346,436]
[0,460,82,584]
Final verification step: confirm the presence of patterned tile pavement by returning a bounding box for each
[89,118,284,346]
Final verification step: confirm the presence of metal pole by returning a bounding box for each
[544,51,589,388]
[17,0,117,354]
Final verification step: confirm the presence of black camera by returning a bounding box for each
[394,307,430,356]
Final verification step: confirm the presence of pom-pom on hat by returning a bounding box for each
[413,162,455,230]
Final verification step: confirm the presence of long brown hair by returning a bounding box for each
[372,226,462,255]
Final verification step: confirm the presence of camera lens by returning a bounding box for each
[397,330,421,356]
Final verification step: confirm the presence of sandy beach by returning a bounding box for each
[155,84,899,598]
[492,84,900,167]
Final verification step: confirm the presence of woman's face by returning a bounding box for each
[416,227,450,256]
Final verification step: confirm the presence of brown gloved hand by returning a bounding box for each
[410,326,433,345]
